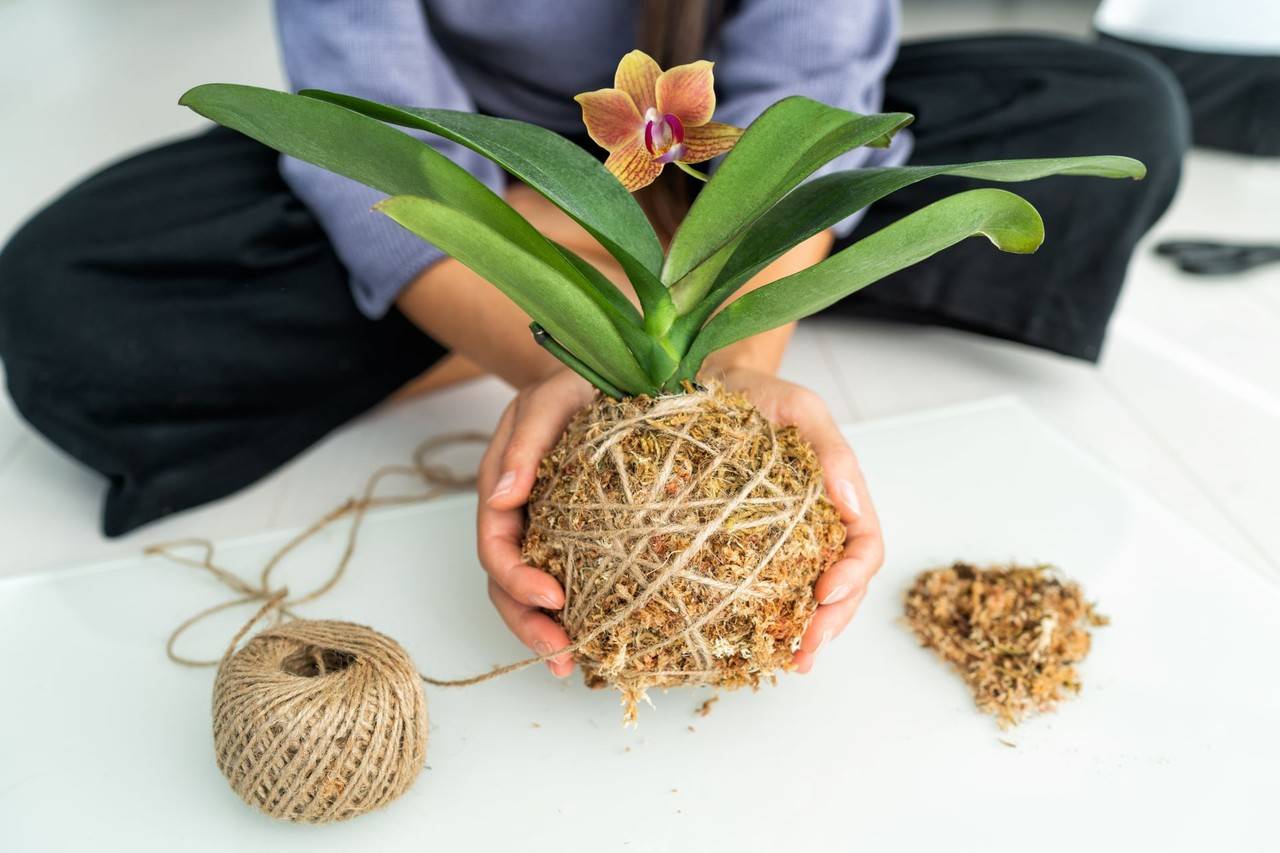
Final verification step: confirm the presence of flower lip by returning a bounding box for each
[643,108,685,161]
[654,143,686,164]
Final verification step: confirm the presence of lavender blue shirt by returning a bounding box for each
[275,0,909,318]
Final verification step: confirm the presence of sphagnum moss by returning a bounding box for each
[523,385,845,721]
[904,562,1109,728]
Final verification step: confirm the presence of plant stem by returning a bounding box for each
[530,324,626,399]
[674,161,708,182]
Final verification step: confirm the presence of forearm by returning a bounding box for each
[395,258,562,389]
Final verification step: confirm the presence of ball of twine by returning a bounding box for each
[152,435,489,823]
[212,618,427,823]
[523,385,846,721]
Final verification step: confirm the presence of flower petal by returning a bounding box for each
[574,88,643,152]
[614,50,661,115]
[605,139,664,192]
[679,121,743,164]
[655,60,716,128]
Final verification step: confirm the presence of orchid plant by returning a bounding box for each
[180,50,1145,398]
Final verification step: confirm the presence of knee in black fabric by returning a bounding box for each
[1091,42,1191,196]
[3,130,451,537]
[0,205,66,360]
[0,189,146,405]
[0,192,130,486]
[1247,68,1280,156]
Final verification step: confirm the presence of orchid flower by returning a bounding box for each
[574,50,743,192]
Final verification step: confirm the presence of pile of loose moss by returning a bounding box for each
[904,562,1108,728]
[523,386,845,721]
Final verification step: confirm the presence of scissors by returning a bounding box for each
[1155,240,1280,276]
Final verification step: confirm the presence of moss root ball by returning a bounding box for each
[522,385,845,720]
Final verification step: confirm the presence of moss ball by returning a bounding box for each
[522,385,845,721]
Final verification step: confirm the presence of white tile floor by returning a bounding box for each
[1,0,1277,580]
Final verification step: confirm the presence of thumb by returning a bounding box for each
[488,377,593,510]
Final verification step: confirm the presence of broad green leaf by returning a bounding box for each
[673,189,1044,385]
[181,85,551,266]
[180,84,652,375]
[670,155,1146,341]
[662,97,913,286]
[378,195,656,395]
[298,90,673,321]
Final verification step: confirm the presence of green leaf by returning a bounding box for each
[662,97,913,286]
[181,85,540,258]
[297,90,674,321]
[377,195,656,396]
[673,189,1044,385]
[180,84,654,377]
[670,155,1146,341]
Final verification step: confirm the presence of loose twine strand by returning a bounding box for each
[148,432,556,685]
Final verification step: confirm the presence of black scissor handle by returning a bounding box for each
[1155,239,1280,276]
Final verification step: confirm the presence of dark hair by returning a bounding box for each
[637,0,724,242]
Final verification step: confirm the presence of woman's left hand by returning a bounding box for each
[712,365,885,673]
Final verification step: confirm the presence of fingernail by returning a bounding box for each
[533,593,560,610]
[820,584,849,606]
[490,470,516,501]
[535,641,571,677]
[813,628,832,655]
[837,479,861,517]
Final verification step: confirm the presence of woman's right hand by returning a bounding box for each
[475,367,596,677]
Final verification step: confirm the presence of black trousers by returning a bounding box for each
[1100,33,1279,157]
[0,35,1188,536]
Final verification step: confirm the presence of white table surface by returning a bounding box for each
[2,398,1276,852]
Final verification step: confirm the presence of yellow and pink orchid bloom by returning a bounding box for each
[575,50,743,192]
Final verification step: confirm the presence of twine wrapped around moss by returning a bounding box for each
[523,385,846,721]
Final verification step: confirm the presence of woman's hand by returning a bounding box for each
[475,362,882,678]
[475,368,595,677]
[710,364,885,674]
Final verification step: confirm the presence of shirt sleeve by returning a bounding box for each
[274,0,505,318]
[710,0,911,237]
